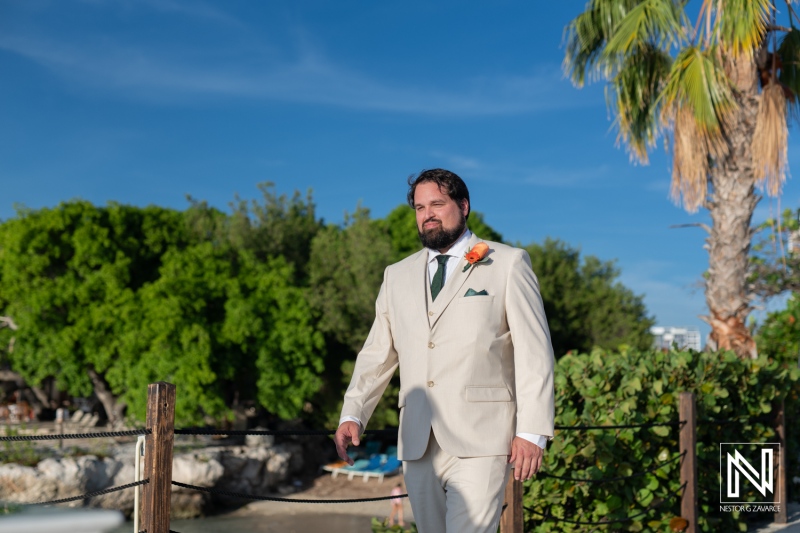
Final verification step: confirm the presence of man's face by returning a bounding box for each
[413,181,468,251]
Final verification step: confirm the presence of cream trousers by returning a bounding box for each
[403,430,511,533]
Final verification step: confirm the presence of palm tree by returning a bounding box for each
[564,0,800,358]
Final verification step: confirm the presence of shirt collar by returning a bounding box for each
[427,229,472,263]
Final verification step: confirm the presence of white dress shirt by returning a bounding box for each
[341,228,546,450]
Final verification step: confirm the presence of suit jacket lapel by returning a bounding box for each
[428,232,481,328]
[405,249,430,329]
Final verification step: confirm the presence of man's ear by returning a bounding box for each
[460,199,470,217]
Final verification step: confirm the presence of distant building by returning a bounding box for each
[650,326,702,351]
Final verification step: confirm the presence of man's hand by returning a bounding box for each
[508,436,543,481]
[334,421,361,465]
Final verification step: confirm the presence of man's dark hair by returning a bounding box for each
[407,168,471,218]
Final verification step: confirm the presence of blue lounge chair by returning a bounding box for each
[377,456,402,481]
[361,454,401,483]
[326,458,370,479]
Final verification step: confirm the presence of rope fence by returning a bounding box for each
[554,420,682,430]
[2,384,789,533]
[0,428,150,441]
[537,451,685,483]
[173,427,399,437]
[171,480,408,503]
[0,414,764,442]
[25,479,150,506]
[525,482,687,526]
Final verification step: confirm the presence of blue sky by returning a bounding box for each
[2,0,799,343]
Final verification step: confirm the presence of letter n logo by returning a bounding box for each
[720,443,779,504]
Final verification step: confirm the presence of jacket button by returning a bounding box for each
[428,342,435,349]
[428,311,434,316]
[427,381,434,387]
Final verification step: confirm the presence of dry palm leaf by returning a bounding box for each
[671,106,710,212]
[752,82,789,195]
[663,46,736,212]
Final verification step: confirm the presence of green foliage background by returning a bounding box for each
[0,185,654,428]
[526,349,800,532]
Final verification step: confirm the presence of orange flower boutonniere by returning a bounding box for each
[462,242,490,272]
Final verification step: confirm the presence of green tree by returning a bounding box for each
[379,205,503,263]
[749,207,800,299]
[756,294,800,366]
[308,207,396,427]
[525,239,654,356]
[0,199,325,425]
[309,207,393,353]
[0,201,190,423]
[189,182,322,283]
[565,0,800,358]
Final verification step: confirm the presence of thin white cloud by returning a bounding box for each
[521,164,611,187]
[619,261,707,331]
[0,31,584,116]
[645,179,670,193]
[419,151,618,188]
[420,152,620,189]
[427,151,483,171]
[77,0,244,27]
[140,0,244,26]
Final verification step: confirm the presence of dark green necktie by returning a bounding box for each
[430,255,450,301]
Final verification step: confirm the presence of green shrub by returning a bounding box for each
[756,294,800,367]
[524,348,800,532]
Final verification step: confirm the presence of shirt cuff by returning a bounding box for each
[339,416,362,431]
[516,433,547,449]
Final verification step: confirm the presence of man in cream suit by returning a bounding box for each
[334,169,555,533]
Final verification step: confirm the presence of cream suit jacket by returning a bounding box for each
[340,232,555,461]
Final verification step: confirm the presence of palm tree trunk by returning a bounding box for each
[705,58,760,359]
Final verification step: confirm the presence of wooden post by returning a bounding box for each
[141,382,176,533]
[774,400,787,524]
[499,474,523,533]
[679,392,697,533]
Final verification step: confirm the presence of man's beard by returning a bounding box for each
[418,216,467,251]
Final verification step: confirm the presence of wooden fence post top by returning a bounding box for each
[142,382,176,533]
[500,475,524,533]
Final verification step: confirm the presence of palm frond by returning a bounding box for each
[717,0,771,57]
[608,43,673,162]
[778,28,800,117]
[752,82,789,195]
[661,46,738,212]
[604,0,685,57]
[660,45,736,158]
[671,106,709,213]
[564,0,643,86]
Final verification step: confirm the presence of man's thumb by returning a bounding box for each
[352,435,360,446]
